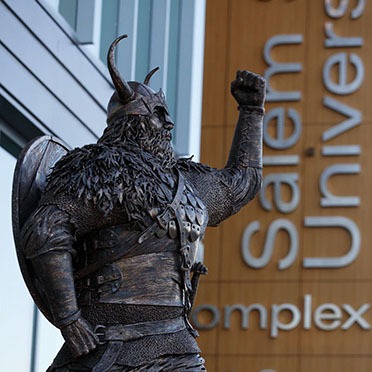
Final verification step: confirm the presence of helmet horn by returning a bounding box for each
[107,35,134,103]
[144,67,160,85]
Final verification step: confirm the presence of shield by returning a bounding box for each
[12,135,70,323]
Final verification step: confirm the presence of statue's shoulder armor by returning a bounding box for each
[177,158,214,175]
[45,143,160,195]
[44,144,174,218]
[46,144,133,197]
[45,143,106,195]
[177,158,217,198]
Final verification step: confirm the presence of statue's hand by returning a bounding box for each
[231,70,266,107]
[191,262,208,275]
[61,317,99,358]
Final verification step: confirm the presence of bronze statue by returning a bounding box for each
[12,35,265,371]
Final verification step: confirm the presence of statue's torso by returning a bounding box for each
[74,168,208,310]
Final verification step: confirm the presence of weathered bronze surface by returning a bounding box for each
[12,35,265,371]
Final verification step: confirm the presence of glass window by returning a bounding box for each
[99,0,119,63]
[59,0,78,30]
[166,0,181,119]
[134,0,152,81]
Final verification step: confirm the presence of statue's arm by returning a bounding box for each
[181,71,265,226]
[21,203,98,357]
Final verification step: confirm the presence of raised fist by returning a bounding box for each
[230,70,266,107]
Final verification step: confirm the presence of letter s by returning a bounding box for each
[241,219,298,270]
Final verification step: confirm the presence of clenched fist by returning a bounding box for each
[61,317,99,358]
[231,70,266,107]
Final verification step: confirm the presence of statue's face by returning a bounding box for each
[148,107,174,140]
[98,112,177,168]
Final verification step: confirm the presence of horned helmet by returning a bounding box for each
[106,35,173,127]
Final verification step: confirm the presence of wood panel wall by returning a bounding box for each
[196,1,372,371]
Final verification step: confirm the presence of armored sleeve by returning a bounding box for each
[21,204,75,259]
[179,105,263,226]
[20,202,82,327]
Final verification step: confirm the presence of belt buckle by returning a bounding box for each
[94,325,107,345]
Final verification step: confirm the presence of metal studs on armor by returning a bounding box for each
[181,193,188,205]
[185,205,196,223]
[168,220,178,239]
[195,196,204,209]
[183,221,191,236]
[195,208,205,226]
[190,224,201,242]
[186,191,197,208]
[94,228,119,249]
[179,205,186,220]
[96,264,123,294]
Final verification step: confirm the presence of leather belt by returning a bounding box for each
[94,316,186,343]
[92,317,186,372]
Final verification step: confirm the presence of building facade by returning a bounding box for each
[195,1,371,371]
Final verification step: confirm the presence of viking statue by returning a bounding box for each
[13,35,265,371]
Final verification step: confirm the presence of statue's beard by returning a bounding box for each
[138,127,176,168]
[98,116,177,169]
